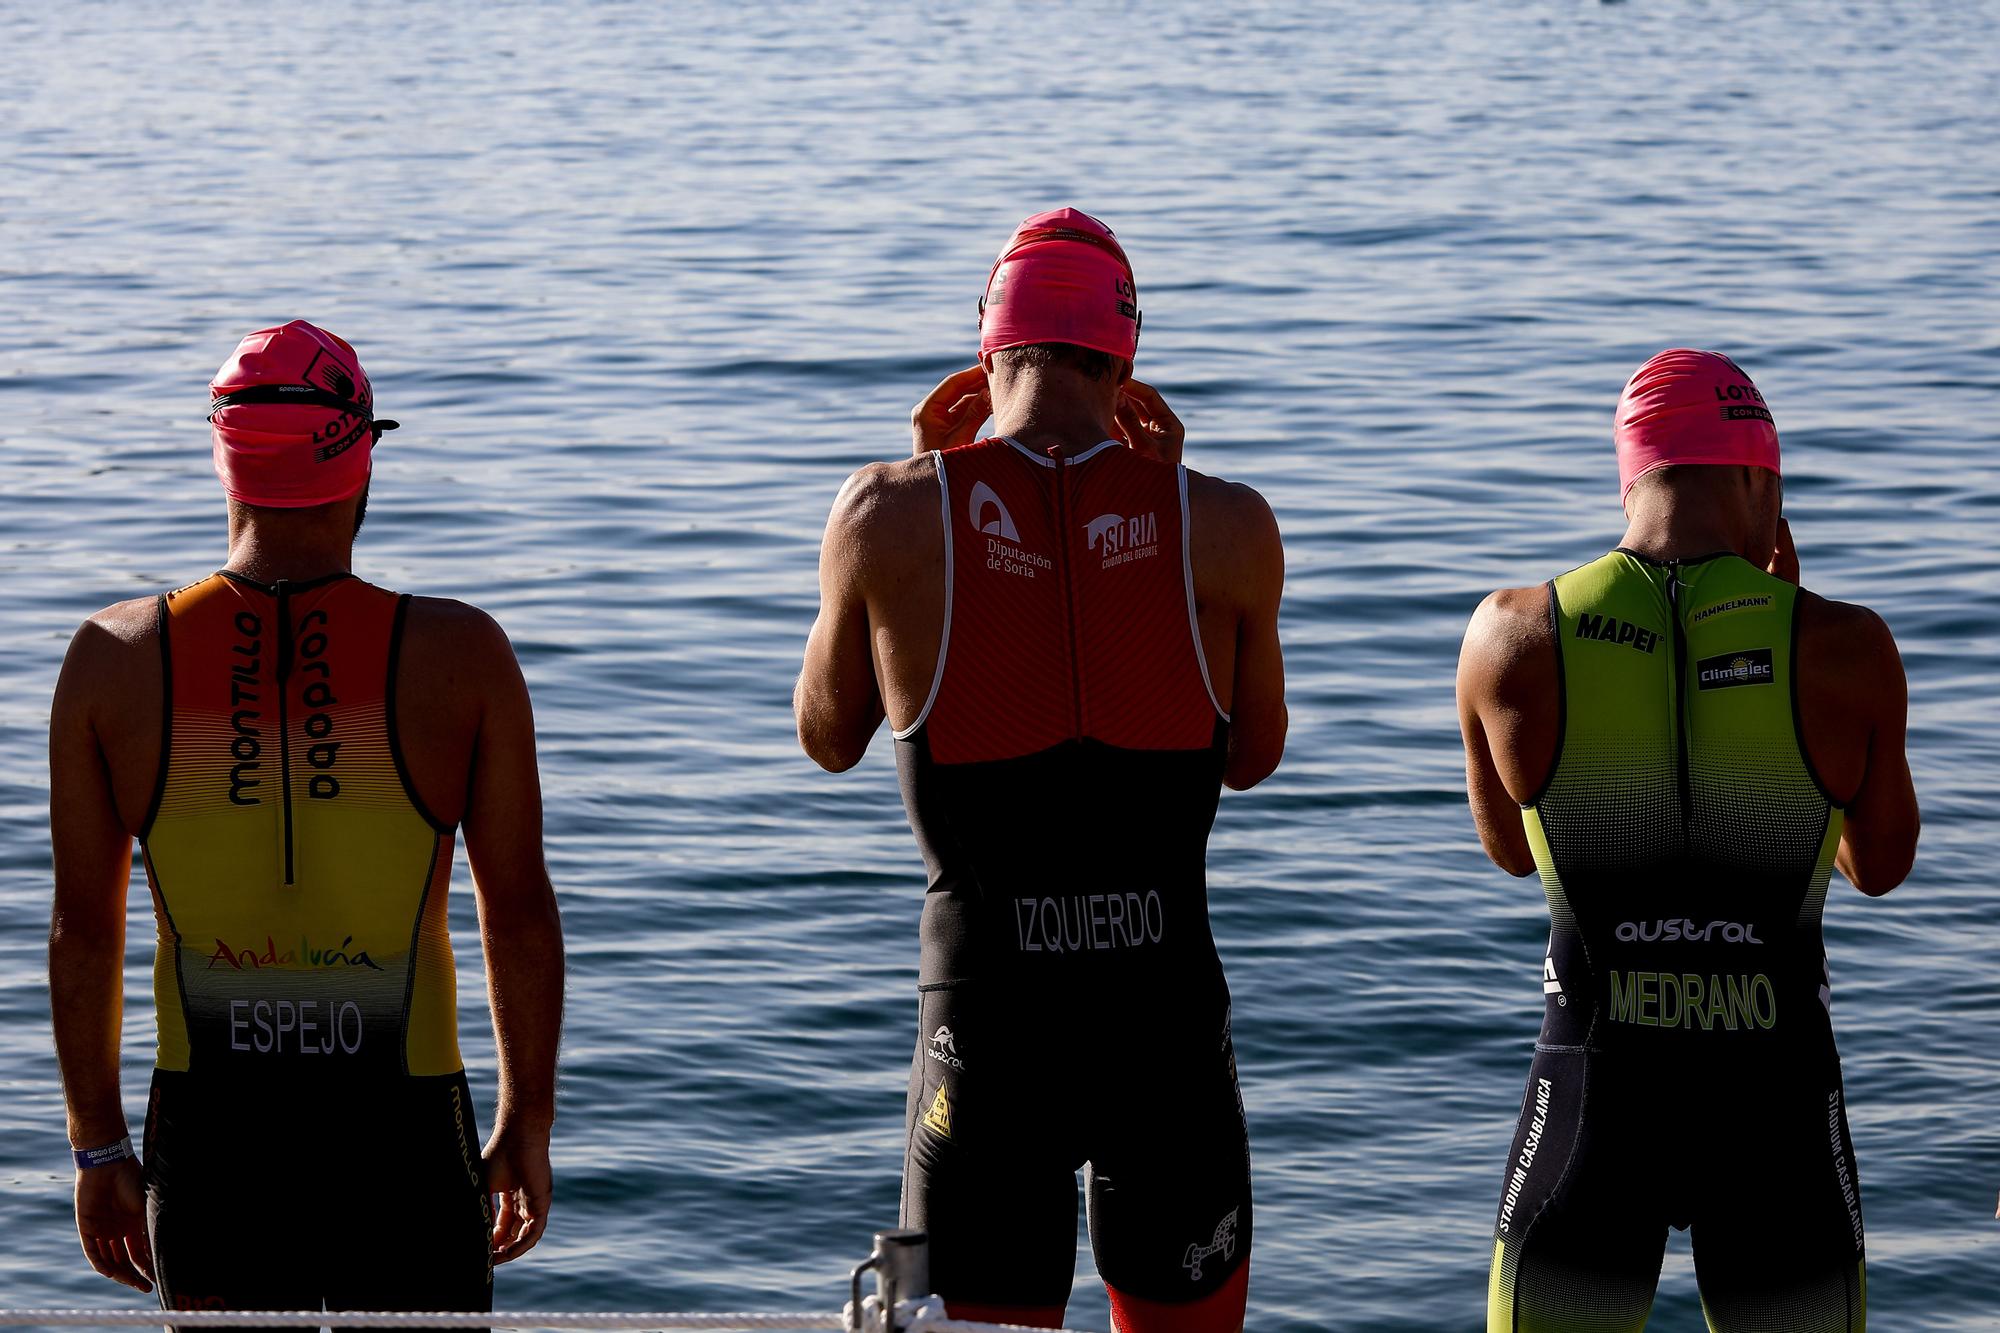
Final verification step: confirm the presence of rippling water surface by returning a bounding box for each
[2,4,1996,1329]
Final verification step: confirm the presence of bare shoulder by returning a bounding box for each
[61,596,160,686]
[85,595,161,641]
[1798,588,1895,646]
[1185,468,1277,535]
[1797,589,1901,680]
[1185,468,1281,590]
[1463,584,1554,677]
[402,595,512,648]
[826,455,946,576]
[399,596,524,691]
[830,456,941,534]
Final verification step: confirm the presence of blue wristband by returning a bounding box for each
[73,1137,134,1170]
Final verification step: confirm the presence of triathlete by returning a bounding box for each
[797,208,1287,1332]
[1458,349,1920,1331]
[49,321,565,1318]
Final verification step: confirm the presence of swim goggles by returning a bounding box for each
[208,384,400,441]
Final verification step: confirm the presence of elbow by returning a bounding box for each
[1223,719,1286,791]
[794,685,871,773]
[482,876,564,933]
[1847,820,1921,897]
[1222,748,1281,792]
[1850,854,1914,897]
[48,915,119,964]
[1482,830,1539,878]
[798,721,866,773]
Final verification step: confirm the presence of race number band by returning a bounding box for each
[73,1136,135,1170]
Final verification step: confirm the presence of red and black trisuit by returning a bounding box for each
[894,436,1251,1325]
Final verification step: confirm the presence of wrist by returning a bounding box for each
[72,1136,135,1171]
[495,1109,555,1134]
[492,1103,556,1137]
[68,1111,130,1151]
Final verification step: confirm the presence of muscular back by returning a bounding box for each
[800,440,1286,791]
[63,585,515,841]
[1458,557,1918,893]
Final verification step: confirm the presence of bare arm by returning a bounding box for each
[1828,608,1919,894]
[48,608,156,1292]
[1457,587,1557,878]
[796,466,891,771]
[452,611,564,1263]
[1218,486,1286,791]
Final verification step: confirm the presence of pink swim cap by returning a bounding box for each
[1615,348,1780,502]
[979,207,1141,363]
[208,320,397,508]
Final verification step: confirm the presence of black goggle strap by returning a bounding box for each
[207,385,400,438]
[977,225,1142,336]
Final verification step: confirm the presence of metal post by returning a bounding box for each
[872,1229,930,1319]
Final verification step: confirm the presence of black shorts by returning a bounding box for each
[899,981,1251,1315]
[144,1068,493,1322]
[1488,1045,1866,1332]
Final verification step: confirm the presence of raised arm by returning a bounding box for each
[48,603,158,1293]
[1457,587,1559,878]
[797,465,893,771]
[1800,599,1918,895]
[1196,480,1286,791]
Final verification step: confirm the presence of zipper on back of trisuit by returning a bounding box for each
[275,580,296,885]
[1665,561,1694,843]
[1047,444,1086,741]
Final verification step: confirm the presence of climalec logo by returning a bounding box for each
[1696,648,1774,690]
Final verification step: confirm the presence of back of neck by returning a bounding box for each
[992,380,1117,456]
[1618,511,1756,566]
[225,529,354,586]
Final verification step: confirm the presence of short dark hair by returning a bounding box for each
[227,477,370,538]
[991,342,1121,382]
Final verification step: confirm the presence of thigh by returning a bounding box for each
[1487,1049,1667,1333]
[325,1073,494,1313]
[1691,1075,1865,1333]
[901,983,1079,1316]
[1086,1008,1251,1331]
[144,1073,318,1326]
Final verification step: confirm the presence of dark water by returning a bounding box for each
[2,3,1997,1329]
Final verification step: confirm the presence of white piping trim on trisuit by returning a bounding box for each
[1180,465,1228,721]
[1001,436,1122,467]
[894,451,954,740]
[1001,436,1056,467]
[1067,438,1122,465]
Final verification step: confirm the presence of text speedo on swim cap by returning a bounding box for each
[208,320,398,509]
[1615,348,1780,503]
[979,207,1141,363]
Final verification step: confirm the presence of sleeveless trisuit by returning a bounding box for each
[1488,551,1865,1332]
[138,571,490,1315]
[895,437,1252,1327]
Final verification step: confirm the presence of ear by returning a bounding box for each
[1116,358,1134,386]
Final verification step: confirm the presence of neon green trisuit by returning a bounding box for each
[1487,550,1865,1333]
